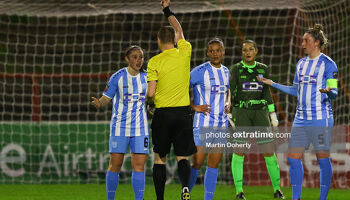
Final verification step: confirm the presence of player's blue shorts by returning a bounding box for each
[109,135,149,154]
[289,117,334,151]
[193,127,201,146]
[193,126,227,147]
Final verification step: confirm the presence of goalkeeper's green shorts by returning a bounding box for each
[231,107,274,145]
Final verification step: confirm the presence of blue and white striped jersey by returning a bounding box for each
[293,53,338,120]
[190,62,230,128]
[103,68,149,137]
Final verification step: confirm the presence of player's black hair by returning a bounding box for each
[242,40,257,50]
[305,24,328,50]
[157,26,175,44]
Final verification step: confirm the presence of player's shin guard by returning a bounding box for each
[153,164,166,200]
[204,166,218,200]
[132,171,145,200]
[189,167,199,191]
[318,158,332,200]
[178,159,191,188]
[288,157,303,199]
[106,171,119,200]
[264,154,281,192]
[231,154,244,194]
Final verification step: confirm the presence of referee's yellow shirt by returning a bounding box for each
[147,39,191,108]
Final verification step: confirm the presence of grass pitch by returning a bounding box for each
[1,184,350,200]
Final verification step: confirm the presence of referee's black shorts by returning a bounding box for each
[151,106,197,158]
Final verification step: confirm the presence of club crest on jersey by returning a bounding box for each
[299,74,317,84]
[112,142,117,148]
[333,72,338,79]
[211,85,227,93]
[242,82,263,91]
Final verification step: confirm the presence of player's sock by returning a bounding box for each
[153,164,166,200]
[318,158,332,200]
[178,159,191,188]
[204,166,218,200]
[264,154,281,192]
[288,157,303,199]
[189,167,199,191]
[106,171,119,200]
[132,171,145,200]
[231,154,244,194]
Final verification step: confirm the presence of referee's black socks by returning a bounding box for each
[177,159,191,188]
[153,164,166,200]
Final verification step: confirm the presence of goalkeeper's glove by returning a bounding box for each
[269,112,278,127]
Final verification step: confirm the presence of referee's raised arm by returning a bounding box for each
[148,1,196,200]
[161,0,184,42]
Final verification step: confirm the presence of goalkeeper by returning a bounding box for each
[229,40,285,200]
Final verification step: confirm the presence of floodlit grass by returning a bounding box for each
[1,184,350,200]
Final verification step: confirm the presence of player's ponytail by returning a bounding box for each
[306,24,328,50]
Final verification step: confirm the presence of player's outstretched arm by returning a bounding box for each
[91,96,110,109]
[161,0,184,42]
[257,76,297,97]
[256,76,274,86]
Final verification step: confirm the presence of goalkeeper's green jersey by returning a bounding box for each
[230,61,275,112]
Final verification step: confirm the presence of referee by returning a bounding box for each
[147,1,196,200]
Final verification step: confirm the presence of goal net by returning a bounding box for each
[0,0,349,189]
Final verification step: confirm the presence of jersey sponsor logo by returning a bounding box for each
[211,85,227,94]
[299,74,317,84]
[242,82,263,91]
[123,93,146,102]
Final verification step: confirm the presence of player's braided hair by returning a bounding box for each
[306,24,328,50]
